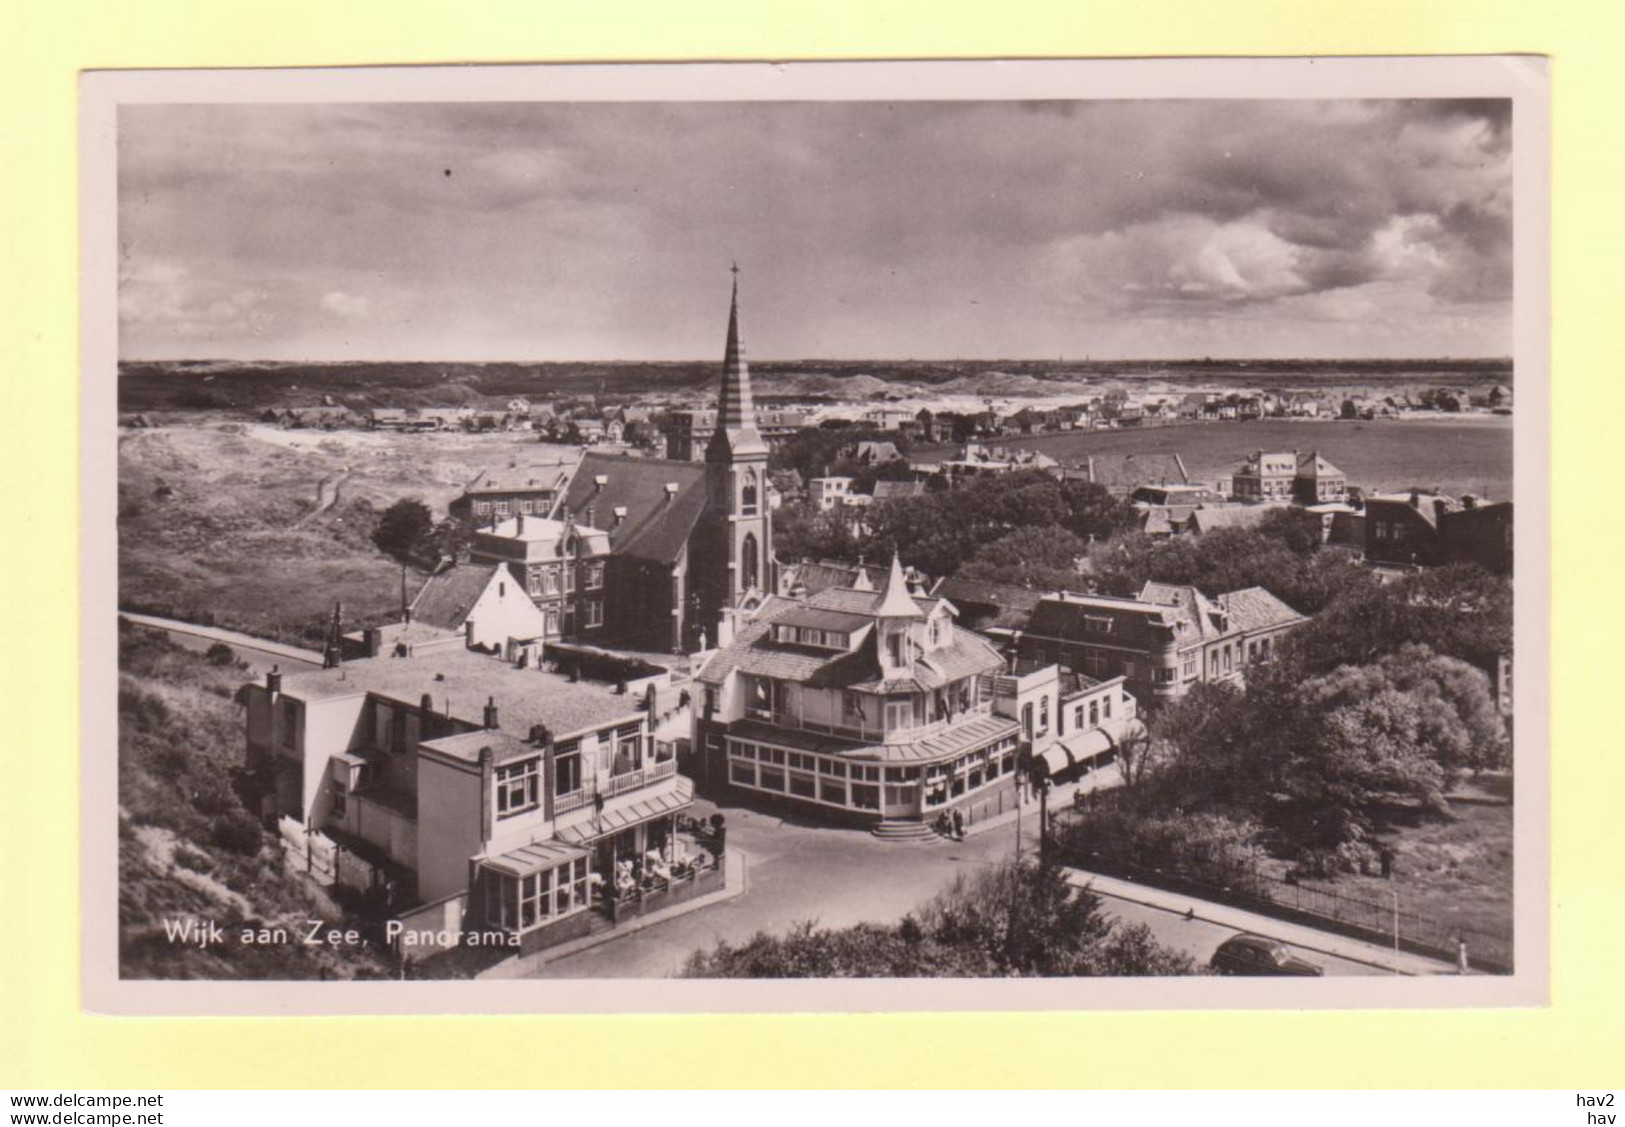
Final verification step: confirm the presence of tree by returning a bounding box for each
[372,498,435,565]
[959,525,1089,589]
[681,859,1199,978]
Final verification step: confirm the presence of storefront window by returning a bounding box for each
[851,784,880,810]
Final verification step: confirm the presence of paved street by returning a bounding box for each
[527,795,1386,979]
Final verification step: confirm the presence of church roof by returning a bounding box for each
[558,452,708,565]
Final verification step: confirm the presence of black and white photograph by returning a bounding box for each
[81,58,1549,1012]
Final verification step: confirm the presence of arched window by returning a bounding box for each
[741,471,759,516]
[741,533,759,592]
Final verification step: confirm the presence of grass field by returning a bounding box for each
[924,416,1514,501]
[1260,785,1514,952]
[118,422,578,642]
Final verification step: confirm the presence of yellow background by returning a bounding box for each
[3,0,1617,1088]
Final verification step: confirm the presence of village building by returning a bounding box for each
[693,556,1048,835]
[777,558,880,599]
[1364,491,1513,575]
[244,638,702,959]
[464,514,614,641]
[446,448,583,522]
[1056,452,1190,497]
[928,576,1045,637]
[1231,449,1348,505]
[1015,581,1306,706]
[662,405,811,461]
[809,476,856,510]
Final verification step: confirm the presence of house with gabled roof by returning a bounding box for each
[1016,580,1305,705]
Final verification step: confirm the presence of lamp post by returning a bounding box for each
[1390,888,1401,969]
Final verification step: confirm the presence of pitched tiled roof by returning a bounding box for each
[1072,452,1189,490]
[1295,450,1344,478]
[410,564,498,632]
[872,479,927,501]
[560,452,709,564]
[1139,581,1227,644]
[1189,506,1271,534]
[782,559,875,596]
[1217,587,1306,633]
[929,577,1044,631]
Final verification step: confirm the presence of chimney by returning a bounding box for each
[1409,490,1421,508]
[266,665,282,697]
[1434,498,1449,522]
[664,482,679,502]
[529,722,551,745]
[613,505,627,526]
[363,627,381,658]
[483,696,499,730]
[594,474,608,492]
[1462,494,1477,510]
[517,512,525,534]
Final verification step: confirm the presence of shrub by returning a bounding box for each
[210,811,265,856]
[205,642,236,666]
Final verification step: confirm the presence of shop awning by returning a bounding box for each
[1036,722,1143,777]
[482,839,590,879]
[553,776,694,846]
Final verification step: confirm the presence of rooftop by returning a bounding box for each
[276,645,644,756]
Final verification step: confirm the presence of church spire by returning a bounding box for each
[708,264,768,461]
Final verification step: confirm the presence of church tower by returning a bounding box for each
[704,265,773,614]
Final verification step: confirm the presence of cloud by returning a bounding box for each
[319,291,371,318]
[114,98,1515,361]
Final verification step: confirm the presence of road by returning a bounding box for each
[119,611,323,676]
[527,796,1383,979]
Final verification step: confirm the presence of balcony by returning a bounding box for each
[601,757,677,799]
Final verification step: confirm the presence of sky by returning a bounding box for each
[117,99,1513,362]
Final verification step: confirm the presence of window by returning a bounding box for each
[747,678,775,719]
[843,692,864,720]
[475,501,491,515]
[611,723,643,776]
[1038,695,1049,732]
[495,759,541,818]
[733,742,757,760]
[584,561,605,590]
[757,767,785,792]
[1089,700,1100,725]
[280,698,298,746]
[1223,647,1233,673]
[741,472,759,516]
[884,766,918,783]
[1154,668,1176,684]
[886,697,914,731]
[1074,705,1085,729]
[527,566,546,597]
[819,778,847,806]
[741,533,760,591]
[554,739,582,796]
[330,790,347,820]
[929,619,944,647]
[1103,695,1112,719]
[789,773,817,799]
[730,761,756,787]
[851,784,880,811]
[818,759,848,778]
[495,501,510,515]
[1084,615,1114,635]
[584,600,604,628]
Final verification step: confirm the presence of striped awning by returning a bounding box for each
[553,776,694,846]
[1035,721,1143,777]
[482,839,590,879]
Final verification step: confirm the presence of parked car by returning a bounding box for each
[1210,934,1324,976]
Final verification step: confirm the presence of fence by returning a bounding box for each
[1046,807,1513,972]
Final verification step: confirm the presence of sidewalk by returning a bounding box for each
[478,847,749,978]
[1062,866,1462,976]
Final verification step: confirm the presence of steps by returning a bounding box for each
[871,820,943,844]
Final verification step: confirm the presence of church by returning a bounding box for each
[549,269,775,654]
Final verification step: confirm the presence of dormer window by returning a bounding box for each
[1084,615,1114,635]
